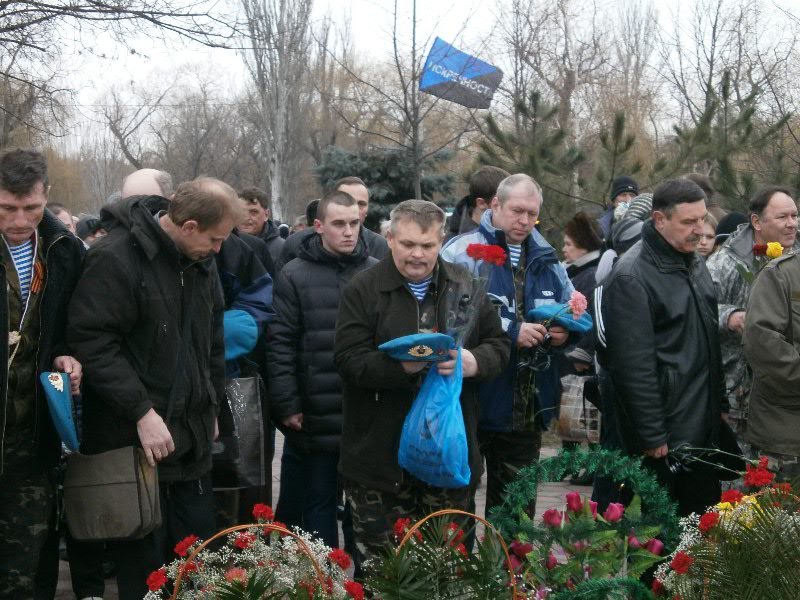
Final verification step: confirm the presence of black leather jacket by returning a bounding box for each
[601,221,724,453]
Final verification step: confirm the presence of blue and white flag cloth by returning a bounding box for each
[419,38,503,109]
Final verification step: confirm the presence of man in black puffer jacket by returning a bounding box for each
[269,190,377,548]
[602,178,725,516]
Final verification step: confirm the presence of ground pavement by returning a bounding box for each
[55,434,592,598]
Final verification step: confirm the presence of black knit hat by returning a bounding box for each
[610,175,640,201]
[715,211,748,242]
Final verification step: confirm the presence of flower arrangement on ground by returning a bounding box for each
[143,504,365,600]
[653,459,800,600]
[509,492,664,598]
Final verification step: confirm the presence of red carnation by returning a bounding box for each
[174,534,199,557]
[720,489,744,504]
[466,243,507,266]
[698,512,720,534]
[344,580,365,600]
[652,578,665,596]
[670,551,694,574]
[264,521,289,537]
[146,567,168,591]
[328,548,352,570]
[233,531,257,549]
[753,244,768,256]
[224,567,248,584]
[180,560,198,575]
[744,461,775,488]
[510,540,533,558]
[252,503,274,521]
[393,517,411,538]
[454,543,468,557]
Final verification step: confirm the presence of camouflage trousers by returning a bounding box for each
[0,439,54,599]
[344,477,471,570]
[478,428,542,518]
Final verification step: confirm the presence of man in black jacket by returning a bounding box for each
[334,200,509,566]
[269,190,377,549]
[0,149,84,598]
[238,186,285,268]
[602,178,724,516]
[67,177,239,599]
[276,177,388,272]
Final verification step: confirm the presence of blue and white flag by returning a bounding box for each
[419,38,503,109]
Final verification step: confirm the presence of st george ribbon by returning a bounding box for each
[419,37,503,109]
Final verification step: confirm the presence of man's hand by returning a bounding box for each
[436,349,479,378]
[548,325,569,347]
[643,444,669,458]
[517,323,548,348]
[137,408,175,467]
[401,361,428,374]
[727,310,746,335]
[52,355,82,395]
[282,413,303,431]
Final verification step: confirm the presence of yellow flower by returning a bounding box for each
[716,501,733,512]
[766,242,783,259]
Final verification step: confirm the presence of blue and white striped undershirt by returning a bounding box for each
[507,244,522,268]
[9,239,34,300]
[407,275,433,302]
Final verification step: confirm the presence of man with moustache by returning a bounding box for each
[602,178,725,515]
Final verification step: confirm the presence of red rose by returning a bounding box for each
[753,244,768,256]
[698,512,720,534]
[720,489,744,504]
[646,538,665,556]
[146,567,168,591]
[603,502,625,523]
[344,580,365,600]
[233,532,257,549]
[252,503,274,522]
[328,548,352,570]
[670,551,694,574]
[542,508,562,527]
[565,491,583,513]
[174,534,199,557]
[510,540,533,558]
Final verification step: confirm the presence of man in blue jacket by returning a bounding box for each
[441,173,574,515]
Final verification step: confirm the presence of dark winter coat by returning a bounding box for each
[276,226,388,272]
[602,221,724,454]
[334,256,510,493]
[0,211,84,473]
[67,196,226,482]
[254,220,285,268]
[268,233,377,453]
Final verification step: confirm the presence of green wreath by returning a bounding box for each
[489,448,681,600]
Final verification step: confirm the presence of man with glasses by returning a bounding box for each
[706,187,800,443]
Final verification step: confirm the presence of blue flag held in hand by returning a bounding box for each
[398,349,471,488]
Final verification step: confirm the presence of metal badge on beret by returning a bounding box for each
[408,344,434,358]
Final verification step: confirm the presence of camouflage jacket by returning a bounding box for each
[706,223,800,420]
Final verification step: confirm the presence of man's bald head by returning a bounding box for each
[121,169,174,199]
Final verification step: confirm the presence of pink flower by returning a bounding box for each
[542,508,563,527]
[545,553,558,570]
[627,532,642,549]
[224,567,248,584]
[603,502,625,523]
[646,538,665,556]
[588,500,598,519]
[573,540,589,551]
[568,291,588,319]
[565,491,583,513]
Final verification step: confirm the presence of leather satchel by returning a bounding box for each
[64,446,161,541]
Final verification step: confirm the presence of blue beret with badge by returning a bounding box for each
[526,305,593,333]
[39,372,79,452]
[378,332,455,362]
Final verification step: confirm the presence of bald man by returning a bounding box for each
[121,169,174,199]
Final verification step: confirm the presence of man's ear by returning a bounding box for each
[750,212,761,233]
[476,197,489,210]
[652,210,666,230]
[181,220,199,235]
[489,196,501,211]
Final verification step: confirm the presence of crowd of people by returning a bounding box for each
[0,146,798,599]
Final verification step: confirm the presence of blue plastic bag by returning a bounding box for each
[398,349,471,488]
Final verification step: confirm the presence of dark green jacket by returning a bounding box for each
[67,196,226,482]
[0,210,85,474]
[334,256,509,493]
[743,251,800,456]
